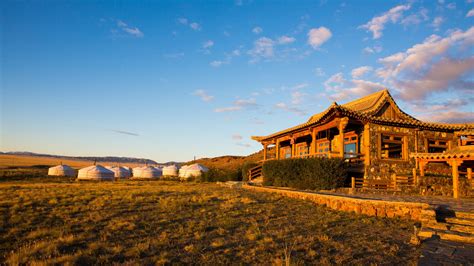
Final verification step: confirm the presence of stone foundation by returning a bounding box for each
[243,184,434,222]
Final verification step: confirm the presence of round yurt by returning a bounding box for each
[179,164,208,179]
[106,166,132,179]
[48,164,76,177]
[132,166,161,179]
[178,165,190,178]
[77,165,114,181]
[162,165,178,177]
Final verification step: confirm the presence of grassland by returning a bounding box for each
[0,168,420,265]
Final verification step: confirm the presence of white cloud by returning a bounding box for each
[363,45,383,54]
[232,134,243,140]
[278,36,296,44]
[210,60,225,67]
[432,16,444,30]
[210,48,241,67]
[274,102,307,116]
[359,4,411,39]
[177,18,188,25]
[307,27,332,48]
[214,98,258,113]
[203,40,214,49]
[291,91,306,104]
[323,72,386,101]
[116,20,144,38]
[248,37,275,62]
[467,9,474,17]
[252,26,263,34]
[190,22,201,31]
[446,2,456,9]
[351,66,373,78]
[400,8,429,26]
[193,89,214,102]
[315,67,326,76]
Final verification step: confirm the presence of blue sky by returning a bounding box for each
[1,0,473,162]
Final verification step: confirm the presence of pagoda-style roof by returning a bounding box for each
[252,89,474,142]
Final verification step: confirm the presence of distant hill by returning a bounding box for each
[186,150,263,171]
[0,151,164,169]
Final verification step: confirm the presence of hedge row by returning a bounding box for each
[198,168,242,182]
[262,158,347,190]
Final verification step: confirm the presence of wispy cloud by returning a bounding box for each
[363,45,383,54]
[116,20,144,38]
[359,4,411,39]
[252,26,263,34]
[177,17,202,31]
[274,102,307,116]
[351,66,373,78]
[277,36,296,44]
[232,134,243,140]
[193,89,214,102]
[163,52,185,59]
[315,67,326,77]
[210,48,241,67]
[467,9,474,17]
[109,129,139,136]
[214,98,258,113]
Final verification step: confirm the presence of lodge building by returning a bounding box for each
[250,89,474,197]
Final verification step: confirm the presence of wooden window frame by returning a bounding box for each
[425,138,449,153]
[295,142,309,157]
[378,132,408,161]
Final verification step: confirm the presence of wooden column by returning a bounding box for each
[263,144,268,161]
[413,168,418,186]
[339,117,349,158]
[467,168,472,180]
[276,140,281,160]
[290,138,296,158]
[419,161,425,177]
[310,128,317,155]
[451,160,459,199]
[363,123,370,166]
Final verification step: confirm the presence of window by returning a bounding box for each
[344,133,358,158]
[380,134,404,159]
[427,139,448,153]
[280,146,292,159]
[317,140,330,155]
[460,135,474,146]
[296,143,309,156]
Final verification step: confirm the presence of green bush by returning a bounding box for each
[262,158,347,190]
[198,168,242,182]
[241,161,259,181]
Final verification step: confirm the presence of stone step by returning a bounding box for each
[445,217,474,226]
[449,224,474,235]
[455,211,474,220]
[418,228,474,244]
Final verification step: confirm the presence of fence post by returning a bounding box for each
[350,177,355,194]
[468,168,472,180]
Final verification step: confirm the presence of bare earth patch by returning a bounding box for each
[0,180,420,264]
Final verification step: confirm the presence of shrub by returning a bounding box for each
[262,158,347,190]
[241,161,259,181]
[197,168,242,182]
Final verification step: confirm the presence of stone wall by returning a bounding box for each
[243,184,434,222]
[366,124,455,181]
[419,176,472,197]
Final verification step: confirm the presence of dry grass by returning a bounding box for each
[0,172,420,265]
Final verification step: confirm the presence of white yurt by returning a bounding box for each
[48,164,76,177]
[178,165,190,178]
[132,166,161,179]
[77,165,114,181]
[162,165,178,176]
[179,163,209,179]
[106,166,132,179]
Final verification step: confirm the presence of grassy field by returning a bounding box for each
[0,170,420,265]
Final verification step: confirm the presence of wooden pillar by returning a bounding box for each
[291,138,296,158]
[339,117,349,158]
[310,128,317,155]
[413,168,418,186]
[467,168,472,180]
[263,144,268,161]
[419,161,425,177]
[276,140,281,160]
[363,123,370,166]
[451,160,459,199]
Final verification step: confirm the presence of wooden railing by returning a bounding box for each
[352,175,414,190]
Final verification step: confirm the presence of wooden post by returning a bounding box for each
[452,160,459,199]
[363,123,370,166]
[351,177,356,189]
[291,138,296,158]
[263,144,268,161]
[467,168,472,180]
[412,168,418,186]
[310,128,317,155]
[339,117,349,158]
[419,161,425,177]
[276,140,280,160]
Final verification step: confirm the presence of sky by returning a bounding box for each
[1,0,474,162]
